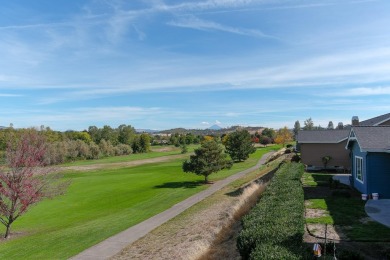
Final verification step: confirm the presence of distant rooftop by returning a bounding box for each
[359,113,390,126]
[297,129,350,143]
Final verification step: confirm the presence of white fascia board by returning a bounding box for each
[373,117,390,126]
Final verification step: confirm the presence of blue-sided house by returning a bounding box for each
[346,126,390,199]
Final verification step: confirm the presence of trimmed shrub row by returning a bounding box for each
[237,162,305,259]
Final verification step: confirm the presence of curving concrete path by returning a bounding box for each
[365,199,390,228]
[70,152,275,260]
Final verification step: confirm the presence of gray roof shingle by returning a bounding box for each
[348,126,390,152]
[360,113,390,126]
[297,129,349,143]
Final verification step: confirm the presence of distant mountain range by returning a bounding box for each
[136,129,160,134]
[152,125,264,135]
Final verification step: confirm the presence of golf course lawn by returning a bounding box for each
[61,145,197,167]
[0,145,280,259]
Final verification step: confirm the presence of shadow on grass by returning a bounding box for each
[305,172,390,242]
[154,180,204,189]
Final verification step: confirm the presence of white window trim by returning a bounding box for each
[355,156,364,184]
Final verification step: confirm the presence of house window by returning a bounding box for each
[355,156,363,183]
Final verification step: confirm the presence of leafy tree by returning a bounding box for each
[41,127,63,143]
[322,156,332,169]
[101,125,119,145]
[293,120,301,137]
[327,121,334,130]
[182,140,233,183]
[139,133,151,153]
[185,133,194,144]
[65,131,92,144]
[261,128,276,141]
[303,118,314,130]
[251,136,259,143]
[193,135,201,144]
[260,136,272,145]
[132,133,151,153]
[181,143,188,154]
[118,124,136,145]
[254,131,261,139]
[202,135,214,142]
[169,134,179,146]
[224,130,256,162]
[274,127,293,146]
[337,122,344,130]
[0,130,69,238]
[178,135,186,145]
[88,126,101,144]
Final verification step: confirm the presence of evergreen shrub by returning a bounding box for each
[237,162,305,259]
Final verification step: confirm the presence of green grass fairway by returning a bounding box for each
[0,145,280,259]
[61,145,197,167]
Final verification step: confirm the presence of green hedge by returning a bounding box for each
[237,162,305,259]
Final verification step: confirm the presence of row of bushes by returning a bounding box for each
[237,162,305,259]
[44,139,133,165]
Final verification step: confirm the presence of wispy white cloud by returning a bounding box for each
[320,86,390,97]
[0,22,72,31]
[201,121,210,125]
[19,44,390,105]
[0,93,22,97]
[167,15,274,38]
[156,0,376,15]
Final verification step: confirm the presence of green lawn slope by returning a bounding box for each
[0,145,280,259]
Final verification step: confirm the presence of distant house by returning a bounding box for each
[297,129,350,170]
[346,126,390,199]
[297,113,390,171]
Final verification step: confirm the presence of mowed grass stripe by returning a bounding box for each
[0,146,280,259]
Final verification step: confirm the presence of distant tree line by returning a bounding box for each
[152,132,202,147]
[0,125,151,165]
[0,123,294,166]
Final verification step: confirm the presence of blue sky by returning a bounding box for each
[1,0,390,131]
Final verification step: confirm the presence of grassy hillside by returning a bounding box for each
[0,145,280,259]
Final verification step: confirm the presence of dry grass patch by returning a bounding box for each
[306,208,328,218]
[306,224,347,240]
[112,183,266,260]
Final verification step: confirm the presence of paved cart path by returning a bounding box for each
[71,152,275,260]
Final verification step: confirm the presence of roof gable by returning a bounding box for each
[346,126,390,152]
[297,130,349,144]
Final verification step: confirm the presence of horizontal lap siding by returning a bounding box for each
[300,141,350,168]
[367,153,390,199]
